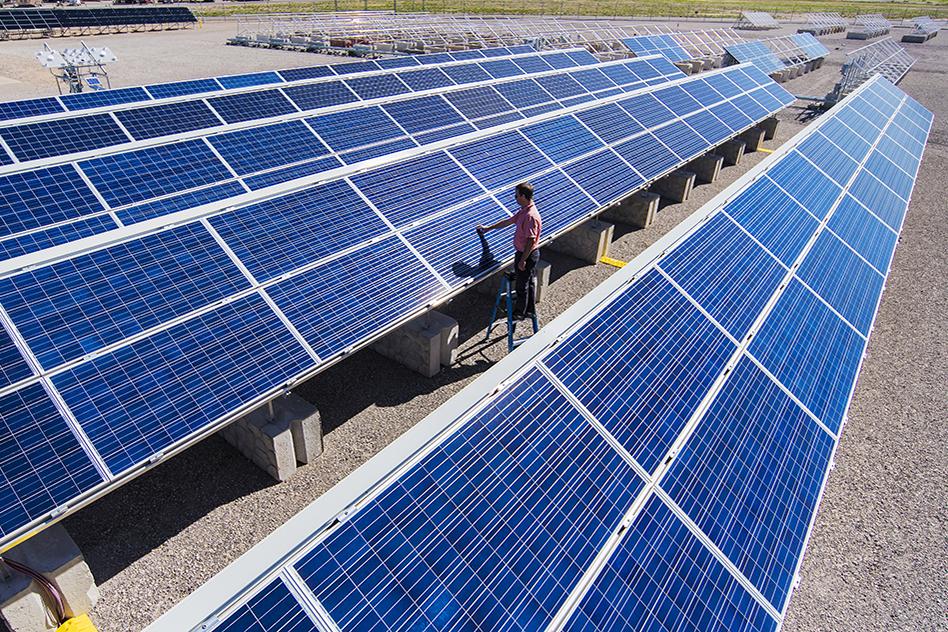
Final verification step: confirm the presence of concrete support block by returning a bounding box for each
[547,219,614,264]
[0,524,98,632]
[372,310,458,377]
[739,127,766,152]
[690,60,704,74]
[673,61,694,75]
[700,58,714,71]
[687,154,724,184]
[718,139,746,166]
[601,190,660,229]
[280,393,323,465]
[760,117,779,141]
[476,259,551,304]
[650,169,696,203]
[219,405,298,481]
[769,69,787,83]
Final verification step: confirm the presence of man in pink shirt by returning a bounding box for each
[477,182,542,320]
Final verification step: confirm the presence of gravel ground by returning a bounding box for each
[0,21,941,632]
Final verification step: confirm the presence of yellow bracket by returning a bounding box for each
[757,148,775,154]
[599,256,628,268]
[58,614,97,632]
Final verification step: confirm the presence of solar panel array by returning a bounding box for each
[0,7,195,37]
[726,41,787,74]
[726,34,830,76]
[734,11,780,30]
[0,45,540,124]
[0,54,683,262]
[623,34,692,62]
[148,73,931,632]
[904,16,940,41]
[800,12,847,35]
[835,38,916,99]
[791,33,831,59]
[0,63,794,550]
[848,14,892,39]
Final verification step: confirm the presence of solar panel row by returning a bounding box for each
[0,48,597,166]
[0,45,538,124]
[623,34,692,62]
[0,56,684,261]
[0,63,793,550]
[152,74,928,632]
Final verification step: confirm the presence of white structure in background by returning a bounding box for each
[35,41,117,94]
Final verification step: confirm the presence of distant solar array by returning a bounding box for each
[0,7,195,39]
[623,29,746,64]
[0,53,682,262]
[725,33,830,76]
[848,14,892,40]
[0,63,793,551]
[903,16,940,42]
[734,11,780,30]
[0,44,538,123]
[800,12,847,35]
[833,38,915,101]
[149,73,931,632]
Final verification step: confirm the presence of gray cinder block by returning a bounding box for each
[372,310,459,377]
[601,191,660,229]
[718,139,746,166]
[650,169,697,203]
[740,127,766,152]
[688,154,724,184]
[547,219,615,264]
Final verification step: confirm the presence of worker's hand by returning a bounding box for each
[476,225,487,233]
[518,259,527,271]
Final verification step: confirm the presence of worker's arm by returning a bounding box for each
[477,217,516,232]
[518,236,537,271]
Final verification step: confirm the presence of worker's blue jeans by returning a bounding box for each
[513,249,540,317]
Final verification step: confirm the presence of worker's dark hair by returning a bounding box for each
[515,182,534,200]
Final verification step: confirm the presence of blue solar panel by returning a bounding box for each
[473,111,524,130]
[864,151,913,200]
[78,139,232,207]
[723,177,820,267]
[283,81,359,111]
[575,103,643,144]
[447,49,485,61]
[339,137,417,164]
[450,131,552,191]
[0,326,31,389]
[344,74,410,100]
[653,85,703,116]
[710,101,754,131]
[614,132,680,181]
[351,152,482,228]
[511,55,553,73]
[732,93,770,122]
[61,87,150,111]
[567,495,777,631]
[750,279,864,434]
[414,123,476,145]
[402,197,510,287]
[0,383,103,540]
[117,181,247,225]
[0,214,117,262]
[217,72,283,90]
[115,101,223,141]
[383,96,465,134]
[0,97,63,121]
[307,106,404,152]
[535,74,587,99]
[563,149,643,205]
[796,231,883,335]
[330,60,379,75]
[767,152,841,220]
[545,269,734,472]
[827,195,897,273]
[0,223,250,369]
[685,109,733,144]
[570,68,618,92]
[445,86,512,119]
[797,133,860,186]
[54,294,312,474]
[441,63,492,85]
[295,367,644,631]
[1,114,129,162]
[207,90,296,125]
[478,58,523,79]
[659,213,786,339]
[876,135,919,175]
[652,120,709,160]
[416,52,453,65]
[0,165,104,238]
[514,169,597,236]
[214,579,314,632]
[244,156,343,191]
[267,236,443,359]
[541,52,579,69]
[726,41,786,75]
[145,78,221,100]
[397,68,454,91]
[663,357,835,611]
[848,170,906,231]
[495,79,554,108]
[522,116,604,163]
[210,180,389,282]
[618,93,676,128]
[375,57,419,70]
[209,121,328,175]
[278,65,336,82]
[706,73,743,99]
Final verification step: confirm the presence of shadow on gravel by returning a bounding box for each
[63,435,275,584]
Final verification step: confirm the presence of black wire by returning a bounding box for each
[0,557,65,625]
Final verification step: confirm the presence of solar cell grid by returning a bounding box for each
[214,579,315,632]
[60,87,150,112]
[282,80,359,112]
[306,107,404,153]
[208,120,328,176]
[0,165,104,239]
[827,195,897,274]
[1,114,130,162]
[449,131,552,191]
[117,181,247,226]
[522,116,603,163]
[511,55,553,74]
[481,58,524,79]
[0,97,63,121]
[563,149,643,205]
[145,78,221,100]
[441,63,492,85]
[535,74,587,99]
[243,156,343,191]
[396,68,454,91]
[495,79,555,109]
[207,90,297,125]
[0,325,31,389]
[115,100,223,142]
[277,65,336,82]
[614,132,679,181]
[217,72,283,90]
[344,74,410,100]
[652,120,709,160]
[0,214,117,262]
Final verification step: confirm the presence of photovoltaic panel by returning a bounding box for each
[278,65,336,82]
[495,79,555,108]
[396,68,454,91]
[0,165,104,238]
[662,357,834,610]
[766,151,840,220]
[613,132,679,181]
[545,269,734,472]
[60,87,150,111]
[444,86,514,119]
[848,170,906,231]
[145,78,221,100]
[441,63,492,85]
[115,100,223,141]
[217,72,283,90]
[512,55,553,74]
[266,236,444,360]
[117,181,247,226]
[78,139,233,208]
[652,120,709,160]
[209,180,389,282]
[344,74,410,100]
[797,133,860,186]
[522,116,604,163]
[306,107,404,152]
[449,131,552,190]
[207,90,297,125]
[213,579,315,632]
[208,121,329,175]
[685,109,733,144]
[244,156,343,191]
[0,326,31,388]
[0,383,104,540]
[512,169,597,236]
[574,103,643,144]
[382,95,464,134]
[295,368,644,631]
[0,215,117,262]
[826,195,897,273]
[535,74,587,99]
[53,293,313,474]
[283,81,359,111]
[562,149,643,205]
[0,223,250,369]
[566,496,777,632]
[339,137,417,164]
[0,114,129,162]
[0,97,63,121]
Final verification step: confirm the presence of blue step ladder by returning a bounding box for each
[485,271,539,352]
